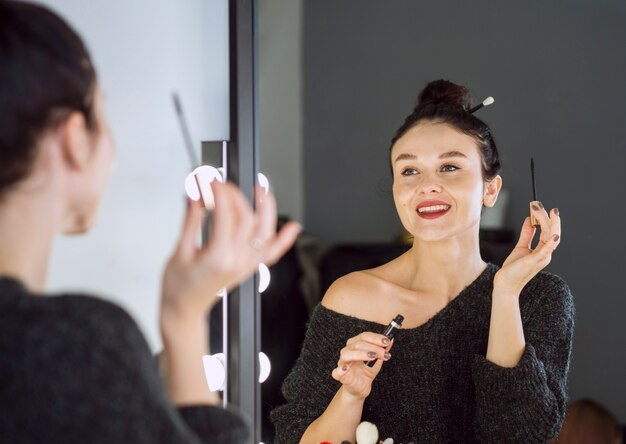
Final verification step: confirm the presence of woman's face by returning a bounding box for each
[62,86,116,234]
[391,121,497,242]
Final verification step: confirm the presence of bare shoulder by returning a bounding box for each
[321,269,387,318]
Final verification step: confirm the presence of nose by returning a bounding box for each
[417,174,443,194]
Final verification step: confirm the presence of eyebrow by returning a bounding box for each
[394,150,468,163]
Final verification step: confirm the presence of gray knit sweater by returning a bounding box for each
[271,263,574,444]
[0,276,248,444]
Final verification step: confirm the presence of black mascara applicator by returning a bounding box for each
[366,314,404,367]
[530,157,541,228]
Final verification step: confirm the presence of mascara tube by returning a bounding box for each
[366,314,404,367]
[530,201,541,228]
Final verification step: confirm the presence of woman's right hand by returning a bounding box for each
[331,332,392,399]
[161,180,301,323]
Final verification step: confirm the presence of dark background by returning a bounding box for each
[301,0,626,421]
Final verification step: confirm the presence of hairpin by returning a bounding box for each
[469,96,494,114]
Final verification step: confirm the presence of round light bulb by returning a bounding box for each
[258,263,270,293]
[185,172,201,201]
[184,165,223,208]
[259,352,271,383]
[216,287,226,298]
[202,353,226,392]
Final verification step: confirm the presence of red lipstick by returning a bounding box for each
[416,200,451,219]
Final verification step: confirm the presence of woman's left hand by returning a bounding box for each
[494,202,561,294]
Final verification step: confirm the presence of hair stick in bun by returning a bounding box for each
[468,96,495,114]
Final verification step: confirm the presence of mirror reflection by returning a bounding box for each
[260,1,626,443]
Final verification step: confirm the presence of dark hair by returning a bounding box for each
[390,79,501,181]
[0,0,97,195]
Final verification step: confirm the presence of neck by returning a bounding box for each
[0,190,61,293]
[403,224,487,299]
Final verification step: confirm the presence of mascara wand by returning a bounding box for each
[172,92,200,169]
[530,157,540,227]
[172,92,218,210]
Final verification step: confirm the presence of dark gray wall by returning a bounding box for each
[304,1,626,421]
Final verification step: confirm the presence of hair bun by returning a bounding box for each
[415,79,472,112]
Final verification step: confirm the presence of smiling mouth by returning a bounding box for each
[416,205,450,219]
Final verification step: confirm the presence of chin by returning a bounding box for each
[412,229,453,243]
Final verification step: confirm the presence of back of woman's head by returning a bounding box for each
[552,399,623,444]
[0,0,96,197]
[390,79,501,181]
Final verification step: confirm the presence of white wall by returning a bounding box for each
[259,0,304,222]
[40,0,229,351]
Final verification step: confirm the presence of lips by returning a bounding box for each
[415,200,451,219]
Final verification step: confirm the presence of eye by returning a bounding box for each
[441,164,460,172]
[401,168,418,176]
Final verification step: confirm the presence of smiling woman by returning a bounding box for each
[271,80,573,444]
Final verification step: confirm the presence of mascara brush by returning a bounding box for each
[172,92,200,169]
[172,92,216,210]
[530,157,541,228]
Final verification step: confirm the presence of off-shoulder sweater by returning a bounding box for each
[271,263,575,444]
[0,276,248,444]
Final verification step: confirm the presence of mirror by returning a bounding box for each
[259,1,626,441]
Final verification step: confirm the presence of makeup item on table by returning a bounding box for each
[468,96,494,114]
[366,314,404,367]
[355,421,379,444]
[530,157,541,228]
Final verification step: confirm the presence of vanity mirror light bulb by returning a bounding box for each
[216,287,226,298]
[202,353,226,392]
[258,263,270,293]
[259,352,271,383]
[184,165,223,209]
[184,173,201,201]
[257,172,269,195]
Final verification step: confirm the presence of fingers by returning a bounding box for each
[254,185,277,243]
[346,332,390,348]
[175,197,204,260]
[515,216,536,250]
[530,202,552,244]
[260,221,301,266]
[202,181,301,284]
[549,208,561,242]
[208,181,236,250]
[338,341,391,365]
[337,333,392,368]
[229,183,256,245]
[332,356,383,384]
[532,207,561,260]
[254,186,301,266]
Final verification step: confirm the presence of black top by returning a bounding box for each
[271,263,575,444]
[0,276,248,443]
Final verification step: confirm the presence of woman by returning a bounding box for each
[0,2,300,443]
[271,80,574,443]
